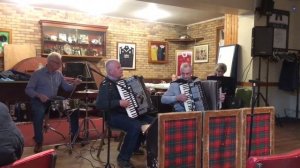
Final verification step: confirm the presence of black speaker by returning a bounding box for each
[252,26,274,57]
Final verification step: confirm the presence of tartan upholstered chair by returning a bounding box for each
[246,148,300,168]
[1,149,56,168]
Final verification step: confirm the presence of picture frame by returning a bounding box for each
[267,9,289,51]
[117,42,136,70]
[0,29,12,57]
[175,50,193,76]
[194,44,208,63]
[148,41,168,64]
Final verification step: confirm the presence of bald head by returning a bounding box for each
[105,59,123,79]
[180,63,192,81]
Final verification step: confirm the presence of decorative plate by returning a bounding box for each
[63,44,72,55]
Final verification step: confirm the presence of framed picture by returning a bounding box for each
[0,29,12,57]
[267,9,289,51]
[117,42,136,70]
[148,41,168,64]
[175,50,193,76]
[194,44,209,63]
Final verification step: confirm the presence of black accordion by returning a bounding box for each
[116,76,155,118]
[179,80,221,111]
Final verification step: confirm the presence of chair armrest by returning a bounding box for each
[10,149,56,168]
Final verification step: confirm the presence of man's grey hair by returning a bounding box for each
[47,52,62,62]
[180,62,192,73]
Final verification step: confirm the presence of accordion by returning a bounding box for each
[179,80,221,111]
[116,76,155,118]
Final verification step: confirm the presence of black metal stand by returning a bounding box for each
[44,108,66,140]
[248,79,268,158]
[248,56,271,158]
[54,109,76,154]
[72,75,101,145]
[104,125,112,168]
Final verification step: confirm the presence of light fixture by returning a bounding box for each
[134,3,170,22]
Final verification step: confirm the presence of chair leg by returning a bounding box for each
[97,128,107,157]
[117,131,125,151]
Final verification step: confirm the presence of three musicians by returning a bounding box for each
[24,53,224,167]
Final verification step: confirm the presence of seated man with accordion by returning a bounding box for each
[96,59,154,168]
[161,63,225,112]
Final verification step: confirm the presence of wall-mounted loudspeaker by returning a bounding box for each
[252,26,274,57]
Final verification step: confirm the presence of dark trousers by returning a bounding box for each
[30,98,79,144]
[108,113,154,161]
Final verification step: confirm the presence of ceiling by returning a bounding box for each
[0,0,256,25]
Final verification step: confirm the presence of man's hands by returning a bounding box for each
[176,94,188,102]
[119,100,130,108]
[220,92,226,103]
[72,78,82,86]
[64,77,82,86]
[37,94,49,103]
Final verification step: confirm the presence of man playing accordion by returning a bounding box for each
[161,63,225,112]
[96,59,153,168]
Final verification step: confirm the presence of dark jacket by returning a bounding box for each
[95,77,127,121]
[0,102,24,166]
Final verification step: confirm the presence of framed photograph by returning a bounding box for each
[267,9,289,51]
[194,44,209,63]
[148,41,168,64]
[0,29,12,57]
[175,50,193,76]
[117,42,136,70]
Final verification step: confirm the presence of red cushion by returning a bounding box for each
[247,149,300,168]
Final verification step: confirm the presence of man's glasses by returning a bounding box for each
[50,60,62,65]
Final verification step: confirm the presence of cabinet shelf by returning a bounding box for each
[165,37,204,43]
[42,53,104,61]
[40,20,108,62]
[43,40,103,47]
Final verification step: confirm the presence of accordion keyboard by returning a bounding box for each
[116,80,139,118]
[179,83,195,111]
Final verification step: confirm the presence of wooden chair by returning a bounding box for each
[1,149,56,168]
[247,149,300,168]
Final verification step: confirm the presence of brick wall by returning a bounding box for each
[187,19,224,79]
[0,3,223,80]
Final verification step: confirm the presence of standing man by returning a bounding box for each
[25,52,82,153]
[96,59,153,168]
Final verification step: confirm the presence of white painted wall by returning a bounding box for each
[237,14,255,82]
[250,0,300,117]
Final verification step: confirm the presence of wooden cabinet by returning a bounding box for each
[40,20,108,61]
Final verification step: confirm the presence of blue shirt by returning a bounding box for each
[25,67,74,99]
[161,77,201,112]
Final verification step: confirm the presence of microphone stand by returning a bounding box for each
[89,67,123,168]
[248,80,257,158]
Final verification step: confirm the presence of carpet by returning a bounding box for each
[17,118,104,147]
